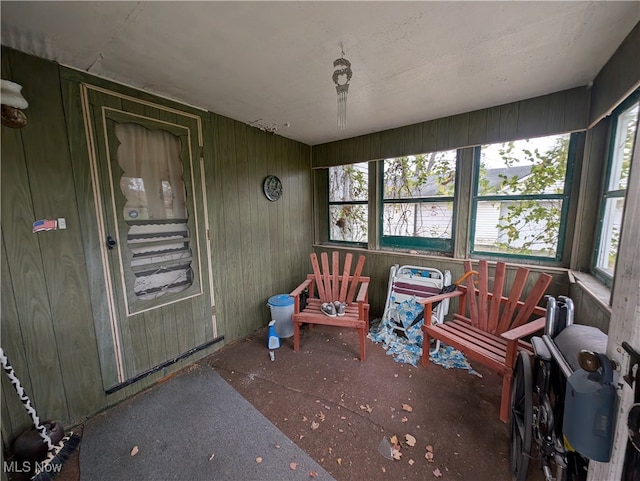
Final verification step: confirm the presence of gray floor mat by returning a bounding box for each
[80,364,335,481]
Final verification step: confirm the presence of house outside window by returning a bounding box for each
[594,90,639,283]
[470,133,574,260]
[328,162,368,245]
[380,150,457,252]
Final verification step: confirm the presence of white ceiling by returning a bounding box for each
[2,2,639,145]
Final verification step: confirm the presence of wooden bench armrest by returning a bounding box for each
[290,278,312,297]
[501,317,545,341]
[356,282,369,303]
[417,289,463,306]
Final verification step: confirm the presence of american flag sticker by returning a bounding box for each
[33,219,57,233]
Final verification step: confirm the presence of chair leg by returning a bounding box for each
[358,326,366,361]
[421,327,431,368]
[293,321,300,352]
[500,371,513,423]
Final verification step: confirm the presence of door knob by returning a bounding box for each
[106,235,116,250]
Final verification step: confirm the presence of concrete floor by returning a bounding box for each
[205,324,539,481]
[39,322,551,481]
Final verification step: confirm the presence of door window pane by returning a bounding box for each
[115,123,193,300]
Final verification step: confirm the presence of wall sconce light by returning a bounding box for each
[1,80,29,128]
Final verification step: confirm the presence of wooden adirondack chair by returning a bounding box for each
[290,252,370,360]
[420,260,552,422]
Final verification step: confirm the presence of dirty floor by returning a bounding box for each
[205,324,543,481]
[40,323,546,481]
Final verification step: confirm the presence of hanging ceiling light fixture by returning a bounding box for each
[332,45,352,130]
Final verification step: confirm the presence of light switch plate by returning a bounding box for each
[57,218,67,229]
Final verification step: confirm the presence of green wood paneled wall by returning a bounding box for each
[1,48,312,446]
[1,49,105,442]
[590,21,640,126]
[312,87,589,167]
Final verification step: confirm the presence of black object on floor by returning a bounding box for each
[80,364,335,481]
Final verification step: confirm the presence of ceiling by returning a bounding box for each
[1,2,639,145]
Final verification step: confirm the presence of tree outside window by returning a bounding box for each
[381,150,457,251]
[471,133,573,259]
[328,162,368,244]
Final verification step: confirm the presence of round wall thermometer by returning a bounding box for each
[263,175,283,201]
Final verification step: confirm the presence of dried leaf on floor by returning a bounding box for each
[426,444,434,462]
[310,471,318,478]
[208,453,215,461]
[311,421,320,430]
[401,416,408,423]
[381,466,386,473]
[302,415,308,422]
[130,446,139,456]
[405,434,416,447]
[316,412,326,422]
[390,435,399,446]
[408,459,415,466]
[392,448,402,460]
[402,403,413,412]
[256,457,263,464]
[337,458,342,465]
[433,467,442,478]
[290,462,298,470]
[359,404,373,413]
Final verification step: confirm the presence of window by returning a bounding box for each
[595,91,639,282]
[116,123,194,300]
[380,150,457,251]
[328,162,368,244]
[470,133,574,259]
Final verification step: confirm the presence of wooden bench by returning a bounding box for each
[290,252,370,360]
[420,260,552,422]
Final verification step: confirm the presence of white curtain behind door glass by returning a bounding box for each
[114,123,193,301]
[116,123,186,220]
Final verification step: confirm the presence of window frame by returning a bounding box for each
[378,150,458,253]
[326,162,369,247]
[593,89,640,286]
[469,133,577,261]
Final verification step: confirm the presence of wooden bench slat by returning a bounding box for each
[332,251,340,301]
[429,323,507,360]
[425,326,508,373]
[321,252,332,303]
[497,267,528,334]
[339,253,353,303]
[488,262,506,334]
